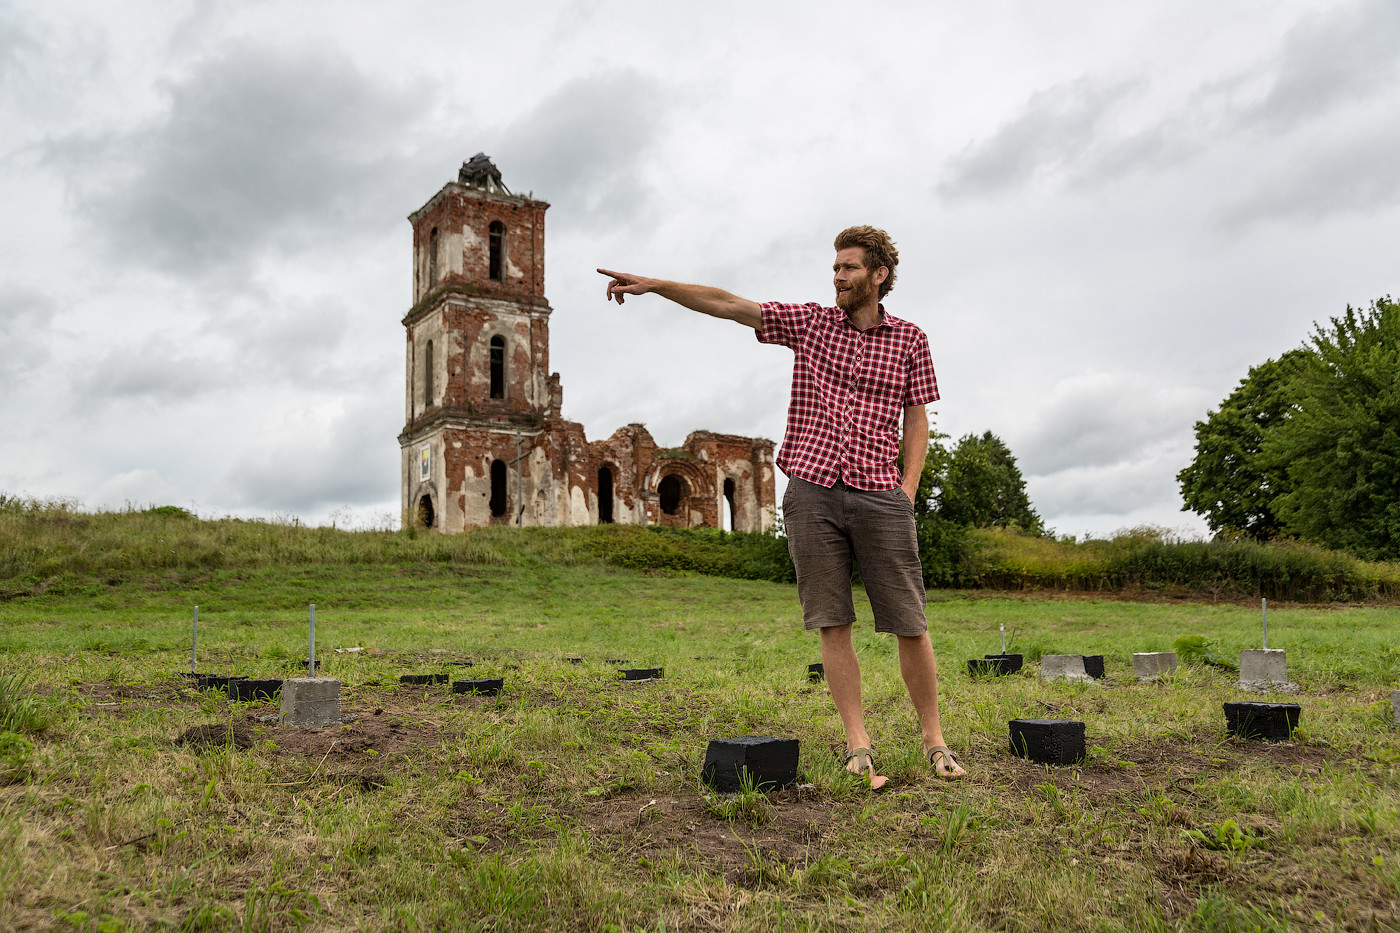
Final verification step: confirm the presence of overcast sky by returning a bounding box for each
[3,0,1397,537]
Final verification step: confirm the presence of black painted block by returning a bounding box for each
[606,659,629,665]
[702,736,800,792]
[1224,702,1300,741]
[228,679,282,701]
[1009,718,1086,766]
[399,673,449,686]
[1082,655,1105,680]
[567,657,584,664]
[969,654,1024,676]
[453,678,504,697]
[621,668,663,681]
[197,674,244,690]
[808,663,825,682]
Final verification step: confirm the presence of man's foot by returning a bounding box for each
[925,745,966,780]
[843,747,889,790]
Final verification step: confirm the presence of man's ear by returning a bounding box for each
[874,266,889,286]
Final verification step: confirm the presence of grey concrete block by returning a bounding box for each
[1133,652,1178,681]
[280,677,342,728]
[702,736,799,792]
[1224,702,1300,741]
[1239,649,1297,691]
[1039,655,1092,683]
[1009,719,1086,766]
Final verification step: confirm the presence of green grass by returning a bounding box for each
[1,550,1398,931]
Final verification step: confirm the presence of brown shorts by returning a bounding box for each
[782,477,927,636]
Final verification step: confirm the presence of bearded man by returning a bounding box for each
[598,226,965,784]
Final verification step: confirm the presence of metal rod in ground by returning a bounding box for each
[1000,623,1006,654]
[309,604,316,677]
[1262,597,1268,649]
[191,606,199,674]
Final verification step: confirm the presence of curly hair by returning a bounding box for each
[833,225,898,299]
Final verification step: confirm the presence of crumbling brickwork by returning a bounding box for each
[399,156,776,534]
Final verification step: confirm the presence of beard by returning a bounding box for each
[835,273,875,311]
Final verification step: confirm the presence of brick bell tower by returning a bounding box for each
[399,154,560,531]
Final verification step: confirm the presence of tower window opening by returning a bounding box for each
[598,466,614,524]
[490,459,508,518]
[723,478,736,532]
[416,494,435,529]
[423,339,434,406]
[428,227,439,287]
[489,221,505,281]
[658,474,685,516]
[489,335,505,399]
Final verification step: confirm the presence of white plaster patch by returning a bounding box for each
[570,484,589,525]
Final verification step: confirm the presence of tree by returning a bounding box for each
[1265,298,1400,560]
[925,431,1043,534]
[1177,349,1309,540]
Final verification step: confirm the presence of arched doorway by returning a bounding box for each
[722,478,736,532]
[416,494,435,529]
[658,474,685,516]
[598,466,614,524]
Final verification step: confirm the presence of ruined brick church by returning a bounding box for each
[399,154,776,533]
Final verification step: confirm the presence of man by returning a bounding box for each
[598,225,965,784]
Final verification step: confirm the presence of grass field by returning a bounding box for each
[2,559,1398,931]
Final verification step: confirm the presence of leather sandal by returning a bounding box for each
[926,745,965,780]
[843,747,888,790]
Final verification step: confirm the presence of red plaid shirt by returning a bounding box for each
[757,301,939,490]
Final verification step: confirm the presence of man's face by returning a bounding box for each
[833,246,882,311]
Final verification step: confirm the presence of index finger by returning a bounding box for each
[596,268,626,279]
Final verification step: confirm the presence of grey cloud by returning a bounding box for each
[0,287,53,391]
[1014,372,1203,477]
[1028,444,1185,518]
[0,6,40,88]
[75,341,231,404]
[44,42,435,279]
[220,394,398,512]
[1220,120,1400,226]
[1242,0,1400,132]
[938,78,1144,198]
[495,71,666,226]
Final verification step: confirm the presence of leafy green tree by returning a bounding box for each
[926,431,1043,534]
[1265,298,1400,560]
[1177,349,1310,540]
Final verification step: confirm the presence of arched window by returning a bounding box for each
[488,221,505,282]
[489,335,505,400]
[598,466,614,524]
[416,494,435,529]
[658,474,685,516]
[428,227,439,287]
[723,477,736,532]
[423,339,434,406]
[490,459,507,518]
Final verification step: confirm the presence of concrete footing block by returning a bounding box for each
[399,673,448,686]
[280,678,342,727]
[1238,649,1297,691]
[1133,652,1178,681]
[969,654,1023,676]
[1224,702,1300,741]
[1039,655,1093,683]
[1009,719,1086,766]
[228,679,282,701]
[453,678,503,697]
[621,667,663,681]
[808,663,825,683]
[702,736,799,792]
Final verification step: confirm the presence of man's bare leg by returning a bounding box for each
[896,632,966,778]
[819,623,871,774]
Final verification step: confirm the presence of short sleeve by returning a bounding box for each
[756,302,821,349]
[903,329,939,406]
